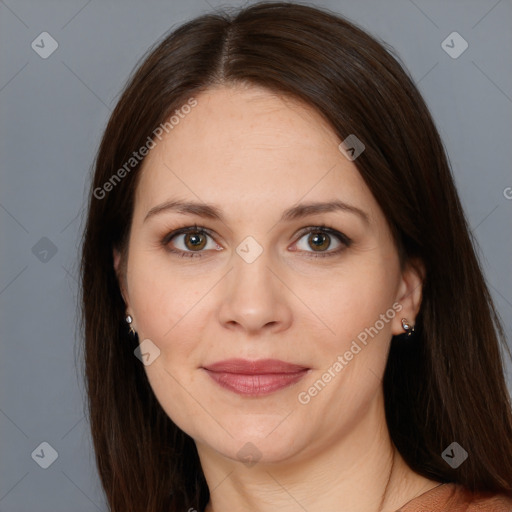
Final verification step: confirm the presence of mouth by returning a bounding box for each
[201,358,311,396]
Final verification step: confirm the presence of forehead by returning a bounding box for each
[133,85,378,225]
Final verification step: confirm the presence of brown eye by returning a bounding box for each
[162,225,221,258]
[183,232,207,251]
[162,224,350,260]
[307,231,331,252]
[293,226,352,258]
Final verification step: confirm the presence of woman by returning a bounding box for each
[80,2,512,511]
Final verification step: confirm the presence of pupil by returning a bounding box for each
[310,232,329,250]
[187,233,205,250]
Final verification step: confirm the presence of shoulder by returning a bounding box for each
[398,482,512,512]
[464,489,512,512]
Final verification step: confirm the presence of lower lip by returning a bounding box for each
[203,369,309,396]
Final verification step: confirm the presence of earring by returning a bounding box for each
[401,318,415,336]
[125,314,136,335]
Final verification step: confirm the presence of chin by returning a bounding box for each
[210,423,306,466]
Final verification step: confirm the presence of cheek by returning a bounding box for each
[294,268,399,427]
[126,254,209,432]
[127,248,202,337]
[298,258,400,352]
[125,257,197,378]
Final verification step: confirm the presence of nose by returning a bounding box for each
[217,247,293,335]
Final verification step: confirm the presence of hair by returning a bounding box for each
[80,2,512,511]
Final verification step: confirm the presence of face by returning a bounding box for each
[114,84,423,466]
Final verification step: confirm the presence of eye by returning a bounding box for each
[161,224,351,259]
[292,225,352,258]
[162,225,221,258]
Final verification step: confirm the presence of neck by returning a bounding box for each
[197,394,439,512]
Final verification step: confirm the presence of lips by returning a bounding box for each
[202,358,310,396]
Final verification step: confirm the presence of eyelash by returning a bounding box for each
[160,223,352,260]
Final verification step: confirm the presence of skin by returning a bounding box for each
[114,84,441,512]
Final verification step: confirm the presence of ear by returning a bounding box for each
[113,247,129,305]
[391,258,425,336]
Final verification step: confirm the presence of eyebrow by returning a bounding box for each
[144,199,370,225]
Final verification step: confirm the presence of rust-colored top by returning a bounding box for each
[397,483,512,511]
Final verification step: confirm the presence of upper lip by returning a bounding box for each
[203,358,309,374]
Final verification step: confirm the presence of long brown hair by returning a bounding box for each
[80,2,512,510]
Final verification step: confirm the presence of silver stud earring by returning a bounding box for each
[401,318,415,336]
[125,314,136,335]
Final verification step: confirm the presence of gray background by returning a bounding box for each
[0,0,511,510]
